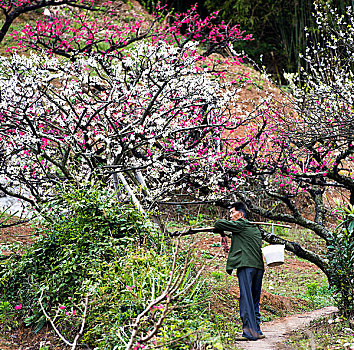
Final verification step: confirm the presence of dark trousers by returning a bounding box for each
[237,267,264,340]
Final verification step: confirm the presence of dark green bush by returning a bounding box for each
[327,204,354,318]
[0,183,217,349]
[0,183,158,330]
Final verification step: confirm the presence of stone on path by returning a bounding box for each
[235,306,338,350]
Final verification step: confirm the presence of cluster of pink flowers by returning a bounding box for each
[126,285,135,292]
[133,342,145,350]
[59,305,76,316]
[151,304,164,311]
[59,297,76,316]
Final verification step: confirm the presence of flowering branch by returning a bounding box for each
[0,0,99,44]
[125,239,207,350]
[39,289,89,350]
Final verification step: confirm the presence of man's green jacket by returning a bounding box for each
[214,218,264,274]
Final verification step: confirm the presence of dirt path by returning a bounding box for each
[235,306,338,350]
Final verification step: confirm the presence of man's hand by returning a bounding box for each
[221,236,229,254]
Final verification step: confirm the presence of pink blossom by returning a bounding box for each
[14,304,22,310]
[59,305,66,310]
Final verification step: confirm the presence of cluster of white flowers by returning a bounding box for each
[284,5,354,149]
[0,38,242,209]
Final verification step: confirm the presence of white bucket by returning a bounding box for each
[262,245,285,267]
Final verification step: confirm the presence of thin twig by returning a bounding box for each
[126,238,213,349]
[71,295,89,350]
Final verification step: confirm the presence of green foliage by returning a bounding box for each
[84,248,213,349]
[210,271,224,281]
[187,213,208,227]
[327,204,354,318]
[202,0,353,79]
[0,301,18,332]
[304,281,332,309]
[201,250,214,259]
[0,183,219,348]
[203,0,314,76]
[0,183,158,330]
[335,204,354,236]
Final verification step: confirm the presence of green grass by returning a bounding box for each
[262,254,332,306]
[286,316,354,349]
[274,226,327,253]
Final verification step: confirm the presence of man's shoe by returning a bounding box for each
[258,334,266,339]
[235,336,250,341]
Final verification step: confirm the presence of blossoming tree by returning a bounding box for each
[0,5,261,213]
[219,4,354,316]
[0,0,99,44]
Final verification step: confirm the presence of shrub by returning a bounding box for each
[0,183,159,331]
[0,183,217,349]
[0,301,18,333]
[327,204,354,318]
[304,281,332,309]
[82,247,214,349]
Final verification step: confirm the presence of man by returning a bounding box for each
[214,201,265,341]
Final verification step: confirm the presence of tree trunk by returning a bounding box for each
[0,17,14,44]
